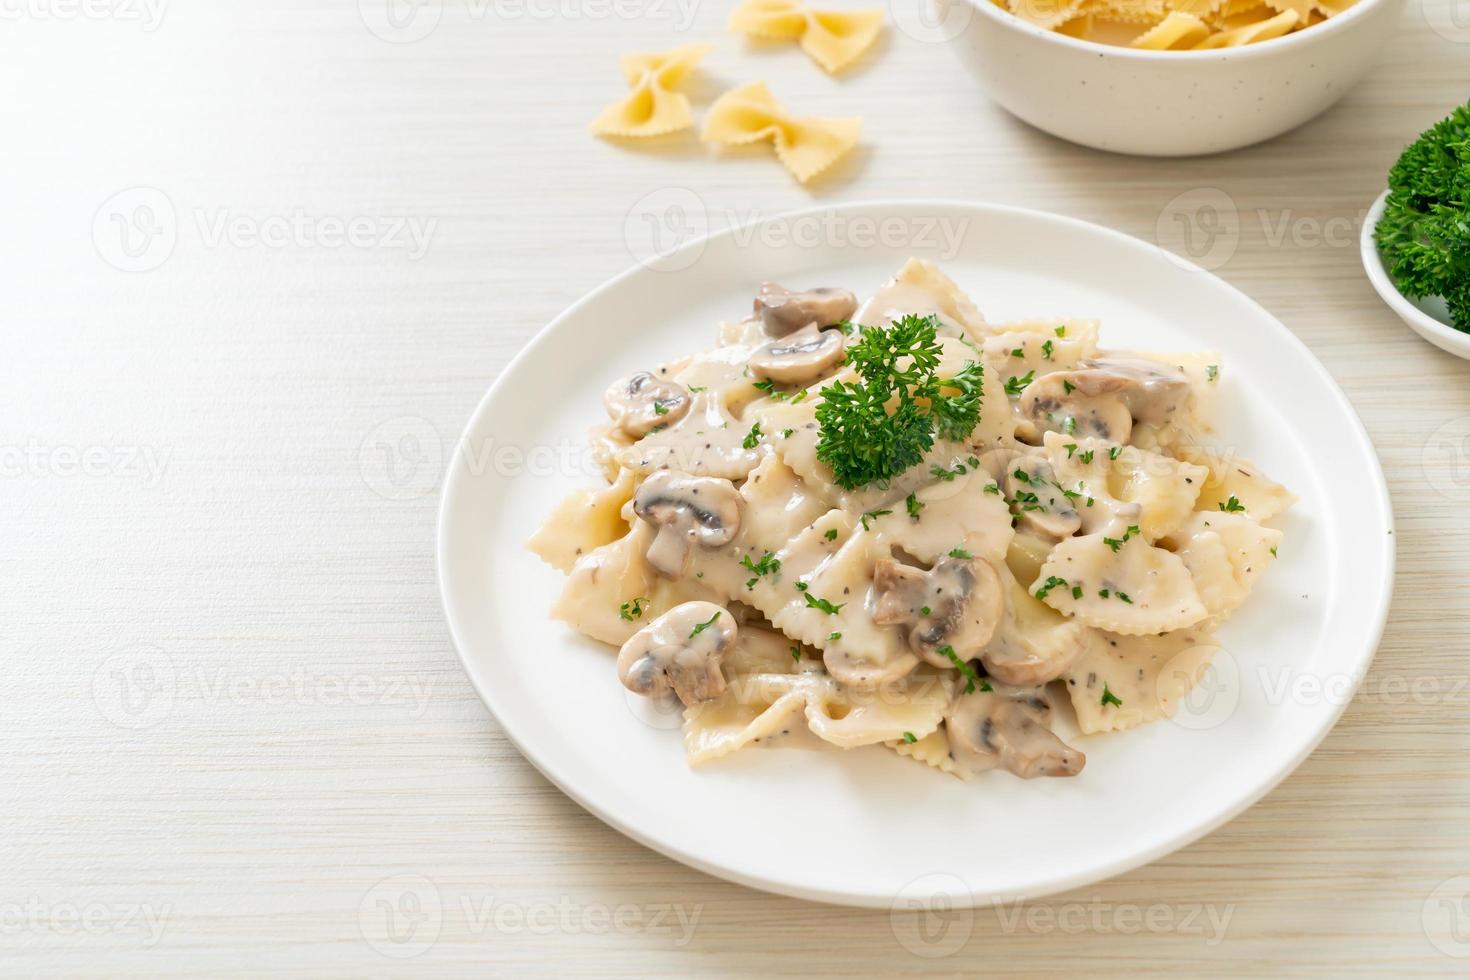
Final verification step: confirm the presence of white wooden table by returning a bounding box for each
[5,0,1470,974]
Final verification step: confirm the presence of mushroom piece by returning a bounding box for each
[1004,455,1081,540]
[604,371,692,439]
[617,601,736,706]
[748,325,846,386]
[632,471,742,578]
[754,282,858,337]
[871,556,1004,669]
[946,682,1085,778]
[1016,358,1192,443]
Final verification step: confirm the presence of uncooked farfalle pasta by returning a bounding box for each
[727,0,886,73]
[701,82,862,183]
[999,0,1354,49]
[590,43,713,138]
[530,260,1294,779]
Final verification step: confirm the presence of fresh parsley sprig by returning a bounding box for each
[814,314,984,489]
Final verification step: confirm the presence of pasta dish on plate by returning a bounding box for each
[529,259,1293,780]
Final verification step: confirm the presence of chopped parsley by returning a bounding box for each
[859,509,893,531]
[1078,449,1094,464]
[919,606,931,616]
[1010,347,1024,358]
[1055,324,1067,337]
[740,550,781,588]
[829,631,842,641]
[937,644,989,694]
[653,402,669,416]
[1035,575,1069,600]
[823,528,838,542]
[1270,545,1278,557]
[983,482,1001,495]
[751,379,777,394]
[1004,371,1035,397]
[1117,591,1133,604]
[1063,443,1078,458]
[742,422,763,449]
[1103,525,1141,552]
[1219,495,1246,513]
[1109,446,1122,460]
[1063,379,1076,395]
[789,644,802,662]
[687,385,707,393]
[1071,585,1083,599]
[902,731,918,744]
[618,597,650,621]
[1041,339,1054,360]
[689,611,721,638]
[781,427,795,438]
[906,493,923,521]
[948,545,973,559]
[1206,364,1219,382]
[1012,467,1032,484]
[803,592,845,615]
[813,314,985,489]
[1100,683,1123,708]
[929,463,963,481]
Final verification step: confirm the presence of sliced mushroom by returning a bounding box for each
[617,600,736,706]
[946,682,1085,778]
[748,325,846,386]
[1016,358,1191,443]
[1017,371,1135,442]
[604,372,691,439]
[632,471,742,578]
[871,556,1004,669]
[754,282,857,337]
[1004,455,1081,539]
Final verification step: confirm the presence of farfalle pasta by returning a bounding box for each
[531,262,1294,780]
[590,42,713,138]
[701,81,861,184]
[993,0,1357,48]
[727,0,885,73]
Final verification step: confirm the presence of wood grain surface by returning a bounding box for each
[4,0,1470,974]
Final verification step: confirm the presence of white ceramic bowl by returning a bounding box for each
[1361,189,1470,359]
[940,0,1404,156]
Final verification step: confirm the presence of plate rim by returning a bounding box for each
[437,197,1396,908]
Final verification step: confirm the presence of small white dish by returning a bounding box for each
[940,0,1404,156]
[438,200,1394,908]
[1361,189,1470,359]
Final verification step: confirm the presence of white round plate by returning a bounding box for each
[438,200,1394,909]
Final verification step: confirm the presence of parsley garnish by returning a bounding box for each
[740,551,781,588]
[1035,575,1068,600]
[823,528,838,542]
[751,379,776,394]
[653,402,669,416]
[1117,591,1133,604]
[859,509,893,531]
[689,611,721,638]
[618,597,649,621]
[983,482,1001,495]
[1004,371,1035,397]
[1064,443,1078,458]
[906,493,923,521]
[1012,468,1032,484]
[948,545,973,559]
[1079,449,1094,464]
[781,427,794,438]
[1054,324,1066,337]
[1101,683,1123,708]
[902,731,918,744]
[1108,446,1122,460]
[1206,364,1219,382]
[1041,339,1054,360]
[937,644,988,694]
[1219,495,1246,513]
[803,592,844,615]
[789,644,802,662]
[687,385,707,393]
[813,314,985,490]
[1063,379,1076,395]
[742,422,763,449]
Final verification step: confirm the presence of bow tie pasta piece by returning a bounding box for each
[528,467,637,573]
[590,42,713,138]
[1010,0,1086,28]
[1130,10,1211,46]
[980,318,1100,380]
[1064,629,1219,733]
[981,563,1098,686]
[728,0,886,73]
[1193,6,1297,45]
[552,521,724,647]
[701,82,862,184]
[1160,511,1282,624]
[1173,447,1296,522]
[855,258,990,340]
[1034,533,1208,635]
[888,725,970,779]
